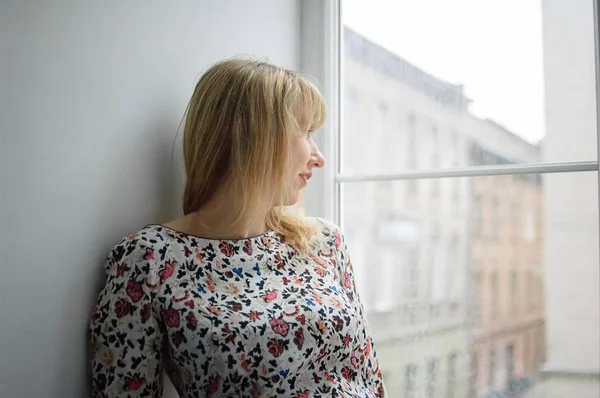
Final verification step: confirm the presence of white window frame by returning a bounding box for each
[301,0,600,235]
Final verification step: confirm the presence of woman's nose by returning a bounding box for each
[310,145,326,169]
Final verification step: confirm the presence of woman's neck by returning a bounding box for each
[166,192,269,240]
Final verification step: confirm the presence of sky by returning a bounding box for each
[343,0,546,143]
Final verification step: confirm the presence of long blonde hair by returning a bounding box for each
[182,58,326,250]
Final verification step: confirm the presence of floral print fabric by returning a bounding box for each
[90,218,385,397]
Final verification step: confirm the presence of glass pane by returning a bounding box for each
[341,0,598,174]
[340,172,599,398]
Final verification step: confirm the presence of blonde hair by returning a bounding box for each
[182,58,326,250]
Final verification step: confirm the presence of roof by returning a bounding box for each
[344,27,541,149]
[344,27,471,109]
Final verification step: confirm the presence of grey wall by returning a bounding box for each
[0,1,300,397]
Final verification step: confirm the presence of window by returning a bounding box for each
[376,182,393,209]
[404,364,417,398]
[470,352,478,398]
[447,353,457,398]
[471,271,483,326]
[491,272,499,318]
[510,270,518,314]
[377,103,391,170]
[431,125,440,168]
[506,344,515,396]
[511,202,520,243]
[447,234,461,299]
[343,88,360,174]
[489,349,496,389]
[523,204,536,244]
[430,235,447,302]
[406,114,419,197]
[490,198,500,242]
[472,194,482,237]
[524,332,530,373]
[527,271,534,310]
[376,246,395,312]
[427,357,437,398]
[407,113,418,169]
[318,1,600,397]
[452,177,460,205]
[405,246,420,298]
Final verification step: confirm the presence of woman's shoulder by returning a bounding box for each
[305,217,344,250]
[103,225,169,276]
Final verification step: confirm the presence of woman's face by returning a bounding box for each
[283,128,325,206]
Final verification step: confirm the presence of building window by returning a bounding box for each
[470,352,479,398]
[510,270,518,314]
[404,364,417,398]
[405,246,420,298]
[527,271,534,310]
[378,103,392,170]
[491,272,499,318]
[472,194,482,237]
[506,344,515,396]
[447,353,457,398]
[471,271,483,326]
[375,246,395,312]
[407,113,418,169]
[511,202,520,243]
[491,198,500,242]
[406,114,419,197]
[452,178,460,204]
[431,235,446,302]
[431,178,441,198]
[524,204,536,244]
[450,130,460,166]
[489,348,496,390]
[446,234,461,299]
[427,357,437,398]
[431,125,440,168]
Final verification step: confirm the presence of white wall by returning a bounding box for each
[541,0,600,382]
[0,1,300,397]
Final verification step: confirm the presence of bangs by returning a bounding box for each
[293,77,327,133]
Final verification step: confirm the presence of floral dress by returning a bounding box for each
[90,218,386,397]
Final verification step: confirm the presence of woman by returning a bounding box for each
[90,58,386,397]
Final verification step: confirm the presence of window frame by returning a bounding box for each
[301,0,600,229]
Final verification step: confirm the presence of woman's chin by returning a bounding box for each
[281,190,301,207]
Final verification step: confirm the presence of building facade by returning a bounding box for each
[342,27,546,397]
[469,143,545,398]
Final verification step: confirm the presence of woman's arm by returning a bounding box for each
[334,227,387,398]
[90,237,165,397]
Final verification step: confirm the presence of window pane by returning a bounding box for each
[341,0,597,174]
[340,172,599,397]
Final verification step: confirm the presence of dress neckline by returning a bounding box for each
[144,224,276,242]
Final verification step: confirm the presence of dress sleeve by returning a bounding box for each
[90,237,165,397]
[334,227,388,398]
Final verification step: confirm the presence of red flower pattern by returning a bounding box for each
[162,308,180,328]
[219,242,235,257]
[90,221,385,397]
[269,318,289,337]
[267,338,285,358]
[114,298,131,319]
[293,327,305,350]
[159,261,175,282]
[126,280,143,302]
[124,375,146,391]
[186,311,197,331]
